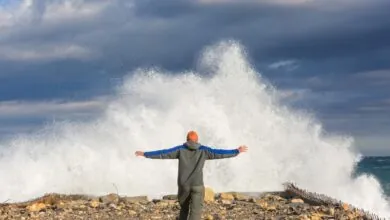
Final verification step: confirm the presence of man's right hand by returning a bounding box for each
[238,145,248,153]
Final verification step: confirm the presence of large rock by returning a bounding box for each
[219,193,234,201]
[99,193,120,204]
[231,192,251,201]
[204,187,215,203]
[121,196,148,203]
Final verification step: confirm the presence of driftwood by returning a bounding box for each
[283,182,386,220]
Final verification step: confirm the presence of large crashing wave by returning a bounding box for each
[0,41,389,216]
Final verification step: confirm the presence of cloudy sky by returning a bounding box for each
[0,0,389,155]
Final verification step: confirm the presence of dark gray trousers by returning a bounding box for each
[178,185,205,220]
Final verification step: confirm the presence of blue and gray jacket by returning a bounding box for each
[144,141,240,187]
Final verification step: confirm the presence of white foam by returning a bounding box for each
[0,40,389,217]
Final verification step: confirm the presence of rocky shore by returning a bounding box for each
[0,183,382,220]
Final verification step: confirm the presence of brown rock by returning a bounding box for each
[221,200,233,205]
[342,203,349,211]
[291,198,304,204]
[55,201,67,210]
[205,214,214,220]
[249,198,256,203]
[155,200,176,208]
[256,200,268,209]
[310,213,327,220]
[266,205,276,211]
[299,214,310,220]
[231,192,250,201]
[328,207,335,216]
[27,203,47,212]
[121,196,148,203]
[129,210,137,215]
[204,187,215,203]
[89,198,100,208]
[219,193,234,201]
[162,195,177,200]
[99,193,119,204]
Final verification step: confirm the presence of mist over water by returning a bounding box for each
[0,41,389,216]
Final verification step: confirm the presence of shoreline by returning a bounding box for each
[0,183,384,220]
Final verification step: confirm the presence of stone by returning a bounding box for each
[291,198,304,204]
[299,214,310,220]
[162,195,177,200]
[155,200,176,208]
[99,193,119,204]
[55,201,67,210]
[328,207,335,216]
[342,203,349,211]
[231,192,251,201]
[266,205,277,211]
[221,200,232,205]
[27,203,47,212]
[89,199,100,208]
[219,193,234,201]
[205,214,214,220]
[109,203,117,209]
[128,210,137,215]
[121,196,148,203]
[249,198,256,203]
[310,213,327,220]
[256,200,268,209]
[204,187,215,203]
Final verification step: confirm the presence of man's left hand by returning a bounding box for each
[135,151,145,157]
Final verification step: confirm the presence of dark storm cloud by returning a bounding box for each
[0,0,389,154]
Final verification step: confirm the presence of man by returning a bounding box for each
[135,130,248,220]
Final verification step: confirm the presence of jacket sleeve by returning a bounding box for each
[200,146,239,160]
[144,145,182,159]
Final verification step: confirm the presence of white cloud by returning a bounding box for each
[0,98,108,118]
[354,69,390,79]
[277,88,310,102]
[0,43,94,61]
[353,69,390,85]
[268,60,299,71]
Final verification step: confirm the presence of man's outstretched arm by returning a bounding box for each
[201,145,248,160]
[135,145,183,159]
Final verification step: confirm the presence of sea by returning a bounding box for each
[357,156,390,196]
